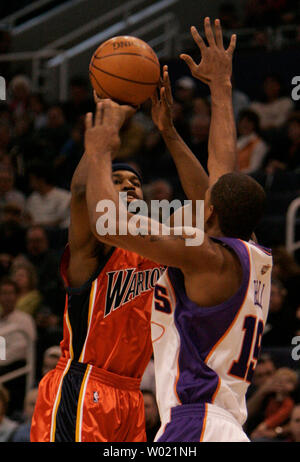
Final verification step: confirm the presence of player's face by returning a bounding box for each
[112,170,143,204]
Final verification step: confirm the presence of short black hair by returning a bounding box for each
[210,172,266,241]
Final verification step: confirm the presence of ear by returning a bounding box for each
[206,204,220,230]
[206,204,215,223]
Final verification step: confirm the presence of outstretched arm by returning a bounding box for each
[180,18,237,187]
[151,66,209,202]
[85,101,214,272]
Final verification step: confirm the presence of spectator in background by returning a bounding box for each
[0,385,18,442]
[250,74,294,133]
[171,99,191,141]
[245,354,277,435]
[262,279,295,347]
[0,204,26,257]
[237,109,268,174]
[187,113,210,172]
[25,161,71,229]
[0,165,25,220]
[0,123,12,161]
[0,29,12,81]
[0,253,14,280]
[285,404,300,442]
[272,246,300,311]
[265,112,300,173]
[0,278,37,415]
[174,76,197,120]
[192,97,211,118]
[231,76,251,122]
[10,113,37,170]
[10,388,38,442]
[218,2,242,30]
[142,389,161,442]
[35,103,70,161]
[8,75,31,120]
[34,306,62,382]
[28,93,48,131]
[41,345,61,377]
[62,76,94,126]
[55,116,85,190]
[24,225,64,313]
[244,0,293,28]
[10,263,42,317]
[250,367,299,441]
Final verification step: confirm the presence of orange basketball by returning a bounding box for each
[89,36,160,106]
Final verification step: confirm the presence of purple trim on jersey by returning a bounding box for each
[249,239,272,256]
[157,403,206,442]
[167,237,250,405]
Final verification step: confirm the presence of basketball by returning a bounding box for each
[89,35,160,106]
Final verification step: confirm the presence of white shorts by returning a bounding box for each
[155,402,250,443]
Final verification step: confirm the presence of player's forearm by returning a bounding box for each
[208,81,237,186]
[70,151,89,196]
[160,125,209,200]
[86,149,119,241]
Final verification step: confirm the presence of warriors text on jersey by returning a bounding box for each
[151,237,272,442]
[31,246,164,442]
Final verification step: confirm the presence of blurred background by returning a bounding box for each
[0,0,299,443]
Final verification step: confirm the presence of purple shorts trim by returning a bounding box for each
[157,403,206,442]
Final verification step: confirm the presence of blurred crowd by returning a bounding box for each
[0,0,300,443]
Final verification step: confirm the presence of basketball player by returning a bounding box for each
[30,32,210,443]
[82,18,272,442]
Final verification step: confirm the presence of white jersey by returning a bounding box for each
[151,237,272,430]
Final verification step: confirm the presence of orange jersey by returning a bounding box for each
[60,245,164,378]
[31,245,164,442]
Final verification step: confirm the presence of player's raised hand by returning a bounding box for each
[151,65,174,133]
[180,17,236,86]
[85,100,136,155]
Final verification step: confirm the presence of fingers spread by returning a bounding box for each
[163,67,173,104]
[214,19,224,49]
[227,34,237,55]
[204,17,216,47]
[85,112,93,130]
[95,102,103,125]
[180,54,197,74]
[190,26,206,52]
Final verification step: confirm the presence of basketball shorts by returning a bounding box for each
[155,402,250,442]
[31,357,146,442]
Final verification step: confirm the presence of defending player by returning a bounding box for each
[82,18,272,442]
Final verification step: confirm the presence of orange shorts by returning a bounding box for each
[31,358,146,442]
